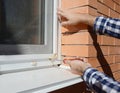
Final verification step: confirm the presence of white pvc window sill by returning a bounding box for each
[0,67,83,93]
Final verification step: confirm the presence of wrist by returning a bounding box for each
[82,63,92,73]
[87,15,96,27]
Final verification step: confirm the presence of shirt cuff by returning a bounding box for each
[82,68,98,88]
[94,16,109,34]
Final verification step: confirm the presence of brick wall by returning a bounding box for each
[61,0,120,83]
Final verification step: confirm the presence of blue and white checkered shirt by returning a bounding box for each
[83,68,120,93]
[83,17,120,93]
[94,16,120,38]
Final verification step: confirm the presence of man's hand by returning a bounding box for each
[58,9,96,27]
[64,58,92,75]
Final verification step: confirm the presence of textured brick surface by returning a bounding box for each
[102,0,114,9]
[61,0,89,9]
[115,55,120,63]
[99,35,115,45]
[110,9,119,18]
[97,2,109,16]
[113,71,120,80]
[61,0,97,9]
[61,0,120,82]
[113,0,120,5]
[110,63,120,72]
[62,45,89,57]
[115,3,120,13]
[109,46,120,55]
[59,1,120,93]
[97,0,103,3]
[114,38,120,45]
[62,31,93,44]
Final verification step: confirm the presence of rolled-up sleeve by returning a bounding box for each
[94,16,120,38]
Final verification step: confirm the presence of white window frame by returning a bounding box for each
[0,1,83,93]
[0,0,61,74]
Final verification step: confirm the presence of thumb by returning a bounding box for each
[63,59,71,65]
[61,21,71,26]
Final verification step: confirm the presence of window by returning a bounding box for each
[0,1,83,93]
[0,0,59,73]
[0,0,56,54]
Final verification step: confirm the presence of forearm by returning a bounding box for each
[78,14,96,27]
[83,68,120,93]
[86,15,96,27]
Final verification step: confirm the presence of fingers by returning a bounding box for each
[63,58,82,65]
[57,8,63,12]
[61,21,71,26]
[63,58,91,74]
[57,9,64,16]
[57,9,68,21]
[57,9,65,18]
[63,58,87,65]
[63,59,71,64]
[80,57,88,63]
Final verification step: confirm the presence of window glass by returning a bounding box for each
[1,0,45,44]
[0,0,53,55]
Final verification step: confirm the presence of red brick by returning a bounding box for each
[99,35,115,45]
[62,45,109,57]
[97,64,119,74]
[61,5,97,17]
[98,0,103,3]
[115,55,120,63]
[114,38,120,46]
[110,63,119,72]
[110,9,119,18]
[109,46,120,55]
[89,46,109,56]
[113,71,120,80]
[61,0,97,9]
[87,57,100,67]
[61,0,89,9]
[89,0,97,9]
[118,64,120,69]
[62,45,89,57]
[88,7,97,16]
[62,31,93,45]
[61,0,119,77]
[61,24,88,33]
[114,3,120,13]
[97,12,108,17]
[88,55,113,66]
[68,7,89,14]
[97,12,103,16]
[97,2,109,15]
[103,0,114,9]
[113,0,120,5]
[96,12,103,17]
[97,63,120,73]
[97,35,102,44]
[63,6,97,16]
[105,55,114,64]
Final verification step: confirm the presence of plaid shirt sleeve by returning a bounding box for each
[94,16,120,38]
[83,68,120,93]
